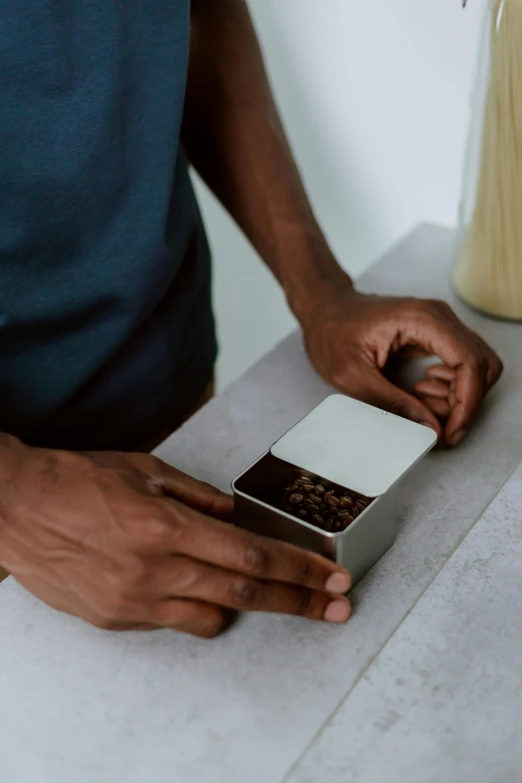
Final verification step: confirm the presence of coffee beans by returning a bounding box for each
[281,474,371,533]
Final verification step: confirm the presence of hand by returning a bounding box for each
[300,285,503,446]
[0,439,351,636]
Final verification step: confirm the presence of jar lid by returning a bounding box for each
[270,395,437,497]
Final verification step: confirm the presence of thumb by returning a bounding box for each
[141,456,234,521]
[361,370,442,439]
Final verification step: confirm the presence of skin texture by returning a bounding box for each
[183,0,503,447]
[300,289,502,445]
[0,439,351,636]
[0,0,503,636]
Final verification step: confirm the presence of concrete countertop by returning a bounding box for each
[0,224,521,783]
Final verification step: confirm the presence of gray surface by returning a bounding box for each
[0,224,521,783]
[287,461,522,783]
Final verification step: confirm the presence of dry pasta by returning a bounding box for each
[453,0,522,319]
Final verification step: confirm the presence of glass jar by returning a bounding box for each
[453,0,522,320]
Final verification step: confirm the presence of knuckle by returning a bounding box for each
[103,582,136,622]
[230,576,262,609]
[173,559,202,591]
[130,451,156,470]
[147,510,182,548]
[240,541,271,577]
[126,556,154,594]
[432,298,451,312]
[403,296,424,312]
[149,456,171,484]
[407,297,438,317]
[466,353,484,373]
[296,558,315,586]
[136,512,167,544]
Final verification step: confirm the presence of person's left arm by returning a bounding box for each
[182,0,502,445]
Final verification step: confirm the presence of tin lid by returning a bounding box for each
[270,395,437,497]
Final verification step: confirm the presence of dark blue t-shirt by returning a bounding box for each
[0,0,216,450]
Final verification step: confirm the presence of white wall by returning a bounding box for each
[194,0,486,390]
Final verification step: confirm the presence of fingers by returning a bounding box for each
[437,307,503,393]
[156,556,351,622]
[164,504,352,593]
[396,301,503,443]
[422,397,451,420]
[85,595,234,638]
[413,378,451,400]
[411,310,490,443]
[485,355,503,391]
[413,373,452,420]
[153,599,232,638]
[354,369,442,439]
[425,364,455,383]
[445,362,485,446]
[416,355,481,444]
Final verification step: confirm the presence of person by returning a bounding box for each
[0,0,502,637]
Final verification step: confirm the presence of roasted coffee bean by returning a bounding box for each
[279,473,372,533]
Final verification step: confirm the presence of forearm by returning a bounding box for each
[183,0,353,319]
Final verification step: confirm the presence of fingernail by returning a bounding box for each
[324,599,351,624]
[325,572,351,594]
[420,420,438,432]
[450,429,467,446]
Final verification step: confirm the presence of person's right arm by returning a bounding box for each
[0,435,351,636]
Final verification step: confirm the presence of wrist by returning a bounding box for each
[285,249,356,323]
[0,434,27,563]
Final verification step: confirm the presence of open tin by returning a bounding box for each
[232,395,437,586]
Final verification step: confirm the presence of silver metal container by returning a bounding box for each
[232,395,437,586]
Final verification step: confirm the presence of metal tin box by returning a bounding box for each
[232,395,437,586]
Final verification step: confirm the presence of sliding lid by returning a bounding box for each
[270,395,437,497]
